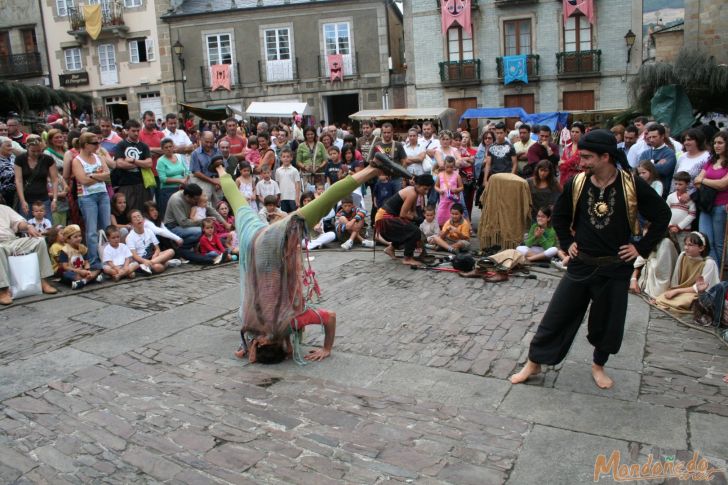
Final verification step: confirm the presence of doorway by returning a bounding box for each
[105,95,128,124]
[448,97,478,139]
[322,93,359,126]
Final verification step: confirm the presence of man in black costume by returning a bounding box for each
[510,129,670,389]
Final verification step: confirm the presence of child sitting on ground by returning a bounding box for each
[258,195,287,225]
[27,201,52,234]
[110,192,132,240]
[516,206,569,264]
[125,209,175,274]
[667,171,696,250]
[300,191,336,250]
[336,195,375,250]
[255,166,280,207]
[419,205,440,250]
[57,224,102,289]
[190,192,209,221]
[235,161,258,212]
[429,203,471,253]
[102,225,139,281]
[45,226,64,275]
[197,218,230,265]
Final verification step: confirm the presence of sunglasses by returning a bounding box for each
[87,141,100,145]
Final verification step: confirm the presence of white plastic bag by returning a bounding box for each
[9,253,42,298]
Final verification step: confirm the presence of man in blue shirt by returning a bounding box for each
[638,123,676,198]
[190,131,222,203]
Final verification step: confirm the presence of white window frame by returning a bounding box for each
[263,26,294,82]
[204,32,235,84]
[64,47,82,71]
[564,15,593,52]
[447,26,474,62]
[56,0,74,17]
[124,0,142,7]
[128,38,155,64]
[322,21,354,77]
[87,0,111,17]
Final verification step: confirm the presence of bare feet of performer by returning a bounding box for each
[509,360,541,384]
[591,363,614,389]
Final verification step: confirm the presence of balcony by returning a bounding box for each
[556,50,602,78]
[318,53,359,80]
[496,54,540,82]
[67,3,128,42]
[258,57,300,84]
[435,0,479,10]
[493,0,538,6]
[0,52,43,79]
[438,59,481,85]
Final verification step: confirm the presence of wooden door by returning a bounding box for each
[563,90,595,111]
[448,97,478,138]
[504,94,535,130]
[21,29,37,54]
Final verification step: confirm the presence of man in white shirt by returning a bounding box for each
[627,116,650,169]
[513,124,536,170]
[418,121,440,171]
[162,113,194,155]
[403,128,425,176]
[327,125,344,150]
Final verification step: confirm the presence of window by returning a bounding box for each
[56,0,74,17]
[64,48,82,71]
[129,38,154,63]
[323,22,354,76]
[563,90,595,110]
[264,28,293,82]
[21,29,38,54]
[88,0,112,17]
[504,19,531,56]
[447,27,473,62]
[564,15,592,52]
[206,33,234,82]
[124,0,142,7]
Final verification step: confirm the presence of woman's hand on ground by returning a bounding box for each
[304,348,331,361]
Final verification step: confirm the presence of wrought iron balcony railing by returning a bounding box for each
[556,49,602,77]
[438,59,481,84]
[0,52,43,78]
[496,54,540,80]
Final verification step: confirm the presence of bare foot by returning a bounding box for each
[383,245,396,260]
[401,257,422,267]
[591,364,614,389]
[510,360,541,384]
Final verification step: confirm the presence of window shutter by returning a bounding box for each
[145,38,155,61]
[129,40,139,63]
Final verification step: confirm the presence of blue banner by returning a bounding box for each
[504,55,528,85]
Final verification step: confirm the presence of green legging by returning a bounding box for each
[219,173,359,229]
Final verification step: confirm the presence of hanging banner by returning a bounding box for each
[83,4,102,40]
[327,54,344,82]
[503,55,528,85]
[441,0,472,36]
[211,64,231,91]
[563,0,595,25]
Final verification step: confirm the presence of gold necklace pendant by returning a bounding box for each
[594,201,609,216]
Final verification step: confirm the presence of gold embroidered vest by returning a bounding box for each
[571,170,639,236]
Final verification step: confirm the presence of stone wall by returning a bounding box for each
[684,0,727,63]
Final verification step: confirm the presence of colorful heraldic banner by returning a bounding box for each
[504,55,528,85]
[440,0,472,36]
[211,64,232,91]
[563,0,595,25]
[83,4,102,40]
[327,54,344,82]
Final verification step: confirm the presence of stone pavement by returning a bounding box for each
[0,250,727,484]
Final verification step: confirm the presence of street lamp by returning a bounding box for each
[625,30,636,64]
[173,40,185,71]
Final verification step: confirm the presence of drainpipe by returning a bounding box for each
[38,0,54,88]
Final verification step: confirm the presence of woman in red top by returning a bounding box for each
[197,218,231,264]
[455,131,477,217]
[559,122,585,187]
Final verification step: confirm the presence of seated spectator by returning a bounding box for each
[126,209,175,274]
[27,200,52,234]
[258,195,286,225]
[142,201,183,253]
[654,231,720,312]
[197,218,231,265]
[428,203,471,253]
[0,201,57,304]
[300,191,335,250]
[110,192,132,240]
[102,225,139,281]
[336,195,374,250]
[255,165,280,206]
[419,205,440,250]
[516,206,568,264]
[190,193,209,222]
[57,224,102,289]
[45,226,64,275]
[527,159,561,222]
[630,225,679,297]
[163,183,230,249]
[667,171,696,250]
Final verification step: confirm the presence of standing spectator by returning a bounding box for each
[275,148,301,213]
[695,131,728,265]
[139,111,165,202]
[627,116,652,169]
[418,121,441,171]
[156,138,189,216]
[292,115,304,143]
[99,116,122,154]
[113,119,153,212]
[526,125,560,175]
[638,123,677,197]
[559,122,584,187]
[673,128,710,192]
[255,166,280,206]
[6,117,28,148]
[14,136,58,219]
[71,132,112,269]
[474,129,494,193]
[372,123,408,188]
[219,118,247,157]
[618,125,639,159]
[217,139,239,178]
[484,122,517,188]
[296,127,327,192]
[189,131,222,203]
[667,171,696,249]
[162,113,194,155]
[44,128,69,225]
[403,128,425,176]
[514,123,536,171]
[358,120,376,162]
[256,132,276,174]
[0,138,17,206]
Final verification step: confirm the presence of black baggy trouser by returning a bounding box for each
[528,267,630,366]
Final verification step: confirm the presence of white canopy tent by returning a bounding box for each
[349,108,458,130]
[245,101,312,118]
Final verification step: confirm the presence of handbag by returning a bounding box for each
[690,185,717,213]
[9,252,42,298]
[141,167,157,189]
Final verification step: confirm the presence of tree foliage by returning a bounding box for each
[629,48,728,115]
[0,81,92,114]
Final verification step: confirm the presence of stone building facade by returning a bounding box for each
[403,0,645,128]
[0,0,52,87]
[160,0,405,124]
